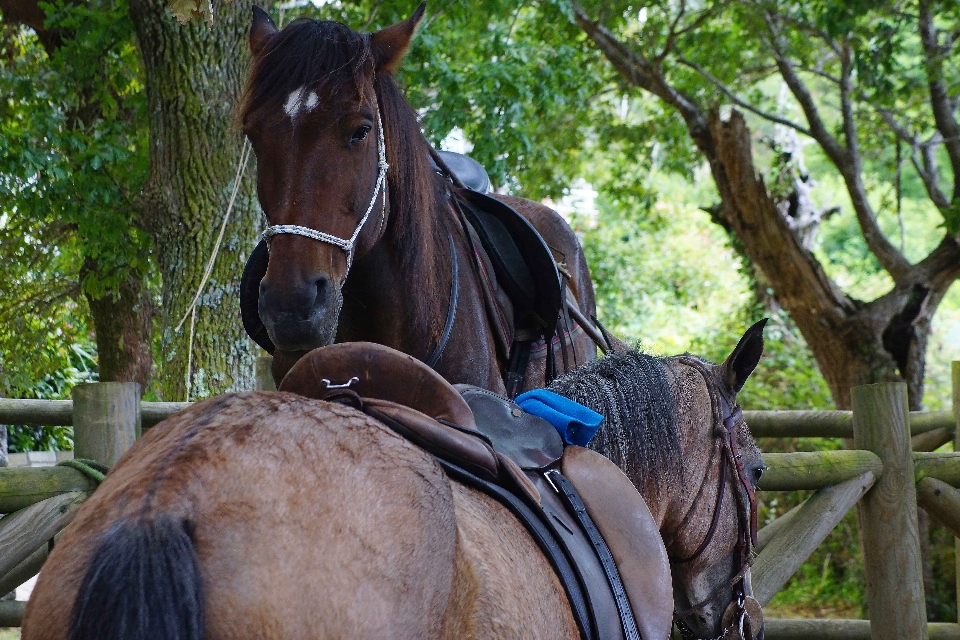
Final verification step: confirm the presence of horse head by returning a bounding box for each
[666,319,767,640]
[241,5,426,353]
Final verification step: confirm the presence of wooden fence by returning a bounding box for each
[0,360,958,640]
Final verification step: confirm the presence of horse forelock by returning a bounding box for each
[548,350,683,497]
[241,18,372,124]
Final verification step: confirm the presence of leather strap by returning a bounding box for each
[436,458,595,640]
[549,470,642,640]
[505,340,532,398]
[425,231,459,368]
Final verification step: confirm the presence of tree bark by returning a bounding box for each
[129,0,261,399]
[83,259,153,391]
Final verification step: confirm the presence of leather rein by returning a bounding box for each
[669,359,761,640]
[257,99,459,369]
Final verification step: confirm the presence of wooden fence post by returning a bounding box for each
[853,382,927,640]
[72,382,140,467]
[953,360,959,620]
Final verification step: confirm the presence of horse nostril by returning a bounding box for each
[314,273,331,308]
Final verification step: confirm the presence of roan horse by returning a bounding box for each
[241,4,598,393]
[21,326,765,640]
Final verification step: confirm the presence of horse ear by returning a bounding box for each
[721,318,767,394]
[250,5,278,55]
[370,2,426,74]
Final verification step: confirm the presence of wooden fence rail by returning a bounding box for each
[0,361,958,639]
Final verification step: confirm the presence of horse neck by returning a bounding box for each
[340,171,456,358]
[656,361,726,546]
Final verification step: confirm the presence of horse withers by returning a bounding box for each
[21,324,764,640]
[240,4,598,394]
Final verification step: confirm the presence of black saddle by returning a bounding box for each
[433,150,491,193]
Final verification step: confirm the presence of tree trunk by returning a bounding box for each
[128,0,261,399]
[83,259,153,392]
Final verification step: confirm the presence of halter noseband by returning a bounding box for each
[670,359,762,640]
[260,108,389,275]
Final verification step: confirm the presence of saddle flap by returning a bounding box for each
[240,239,275,354]
[279,342,476,430]
[364,399,499,481]
[457,189,561,330]
[560,446,674,640]
[457,385,563,470]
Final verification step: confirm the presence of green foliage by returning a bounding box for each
[0,2,149,408]
[6,341,96,453]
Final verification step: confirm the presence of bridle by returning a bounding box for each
[256,98,459,368]
[669,358,762,640]
[260,108,389,276]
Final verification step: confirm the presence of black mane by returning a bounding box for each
[548,350,683,495]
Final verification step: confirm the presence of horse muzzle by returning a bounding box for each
[258,273,341,352]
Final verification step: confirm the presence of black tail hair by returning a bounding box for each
[70,517,204,640]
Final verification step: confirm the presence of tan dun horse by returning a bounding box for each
[21,325,764,640]
[241,4,597,393]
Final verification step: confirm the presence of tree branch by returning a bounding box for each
[570,3,708,138]
[765,11,911,279]
[677,55,812,136]
[655,0,687,65]
[762,14,847,165]
[878,108,952,210]
[919,0,960,201]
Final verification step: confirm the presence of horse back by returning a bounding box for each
[22,393,460,640]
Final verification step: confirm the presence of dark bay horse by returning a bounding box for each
[241,4,597,394]
[21,327,764,640]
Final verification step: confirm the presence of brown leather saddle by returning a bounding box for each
[279,342,672,640]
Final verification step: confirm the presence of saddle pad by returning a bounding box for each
[458,385,563,470]
[561,446,674,640]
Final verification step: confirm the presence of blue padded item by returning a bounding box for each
[515,389,604,446]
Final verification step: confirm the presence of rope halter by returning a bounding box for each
[260,107,389,276]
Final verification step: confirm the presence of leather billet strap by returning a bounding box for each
[436,459,596,640]
[548,470,642,640]
[260,107,389,276]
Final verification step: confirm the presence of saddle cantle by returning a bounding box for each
[433,150,491,194]
[279,342,672,640]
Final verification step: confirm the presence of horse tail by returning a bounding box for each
[69,516,205,640]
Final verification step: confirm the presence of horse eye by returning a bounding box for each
[754,466,766,482]
[351,125,371,142]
